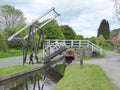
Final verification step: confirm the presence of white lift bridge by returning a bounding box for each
[7,7,60,65]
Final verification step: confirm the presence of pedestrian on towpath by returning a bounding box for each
[29,53,34,64]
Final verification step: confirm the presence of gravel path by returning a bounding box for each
[0,53,43,68]
[83,51,120,89]
[0,56,23,68]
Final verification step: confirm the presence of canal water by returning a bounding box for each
[0,64,65,90]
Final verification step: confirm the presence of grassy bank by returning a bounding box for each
[76,55,105,61]
[53,64,118,90]
[0,49,43,58]
[0,49,23,58]
[0,65,35,76]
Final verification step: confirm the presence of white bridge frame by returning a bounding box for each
[43,39,104,57]
[43,40,66,58]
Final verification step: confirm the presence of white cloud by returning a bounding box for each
[96,0,105,3]
[31,0,54,9]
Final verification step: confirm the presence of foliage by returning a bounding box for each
[75,35,84,40]
[53,64,118,90]
[0,49,23,58]
[0,65,35,76]
[96,34,106,46]
[97,19,110,40]
[4,23,27,49]
[43,20,65,39]
[54,64,65,75]
[87,36,96,43]
[105,40,113,47]
[0,4,25,29]
[111,28,120,34]
[114,44,120,53]
[0,48,42,58]
[0,4,26,50]
[5,23,27,37]
[61,25,76,39]
[0,32,8,52]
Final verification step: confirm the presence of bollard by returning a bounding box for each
[80,47,85,67]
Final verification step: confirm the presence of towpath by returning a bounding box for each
[83,51,120,89]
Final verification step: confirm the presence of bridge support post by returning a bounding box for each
[79,40,81,48]
[87,40,89,48]
[71,40,73,48]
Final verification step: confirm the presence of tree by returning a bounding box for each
[88,36,96,43]
[97,19,110,40]
[0,5,25,29]
[75,35,84,40]
[43,20,65,39]
[0,32,8,52]
[5,23,27,49]
[96,34,106,46]
[5,23,26,37]
[60,25,76,39]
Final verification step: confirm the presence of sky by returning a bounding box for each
[0,0,120,38]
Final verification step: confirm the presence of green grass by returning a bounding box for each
[0,65,35,76]
[84,56,104,60]
[0,49,23,58]
[75,54,105,61]
[101,46,109,51]
[0,48,43,58]
[53,64,118,90]
[54,64,65,75]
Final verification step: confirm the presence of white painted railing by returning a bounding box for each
[43,40,66,58]
[44,39,104,56]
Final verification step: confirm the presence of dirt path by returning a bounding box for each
[83,51,120,89]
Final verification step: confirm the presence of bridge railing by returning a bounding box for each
[87,40,104,55]
[44,39,104,56]
[43,40,66,58]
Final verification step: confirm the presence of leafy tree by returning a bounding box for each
[4,23,28,49]
[5,23,26,38]
[0,5,25,29]
[60,25,76,39]
[75,35,84,40]
[111,28,120,34]
[97,19,110,40]
[96,34,106,46]
[88,36,96,43]
[43,20,65,39]
[0,32,8,52]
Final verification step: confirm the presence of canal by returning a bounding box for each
[0,62,65,90]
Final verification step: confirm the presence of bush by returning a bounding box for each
[0,32,8,52]
[115,44,120,53]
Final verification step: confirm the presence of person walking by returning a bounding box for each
[29,53,34,64]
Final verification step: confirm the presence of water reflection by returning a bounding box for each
[0,64,65,90]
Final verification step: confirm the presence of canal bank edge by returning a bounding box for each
[0,55,65,84]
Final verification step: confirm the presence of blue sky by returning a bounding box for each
[0,0,120,37]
